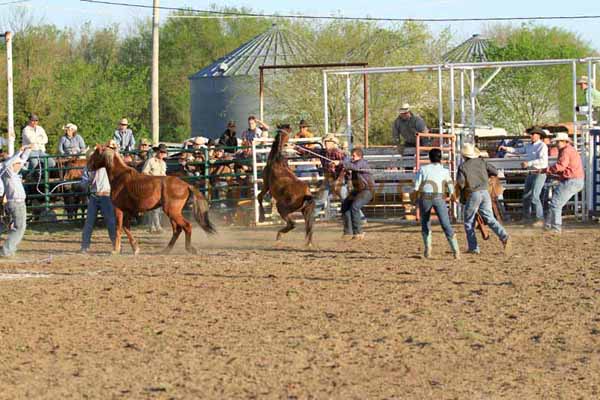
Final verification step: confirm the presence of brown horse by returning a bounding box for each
[257,126,316,246]
[87,145,216,255]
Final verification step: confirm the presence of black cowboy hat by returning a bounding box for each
[528,127,547,138]
[299,119,310,128]
[153,143,168,153]
[227,120,236,128]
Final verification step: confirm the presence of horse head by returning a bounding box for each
[268,125,292,162]
[87,144,116,172]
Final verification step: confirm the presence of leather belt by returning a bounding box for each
[528,169,546,175]
[93,191,110,197]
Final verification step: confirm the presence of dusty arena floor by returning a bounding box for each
[1,219,599,399]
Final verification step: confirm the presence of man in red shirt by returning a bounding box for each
[543,132,584,233]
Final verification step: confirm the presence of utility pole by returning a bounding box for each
[151,0,159,145]
[2,31,15,156]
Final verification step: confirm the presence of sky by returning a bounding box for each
[2,0,600,50]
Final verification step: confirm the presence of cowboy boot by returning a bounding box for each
[422,232,432,258]
[448,235,461,260]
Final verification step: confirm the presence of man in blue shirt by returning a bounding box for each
[413,148,460,259]
[0,145,31,257]
[113,117,136,152]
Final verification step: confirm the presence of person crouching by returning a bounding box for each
[457,143,511,255]
[0,145,31,257]
[333,147,374,240]
[414,148,460,259]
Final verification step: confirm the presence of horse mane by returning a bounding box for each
[267,131,289,163]
[102,147,138,178]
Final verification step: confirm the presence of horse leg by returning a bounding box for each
[114,207,124,254]
[301,198,316,248]
[276,212,295,242]
[164,218,182,254]
[121,213,140,255]
[257,185,269,223]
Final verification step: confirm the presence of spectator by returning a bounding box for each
[0,145,31,257]
[219,121,241,153]
[294,119,318,178]
[22,113,56,171]
[79,163,117,254]
[131,138,151,170]
[113,118,136,152]
[576,76,600,121]
[58,123,86,156]
[543,132,584,233]
[392,103,428,155]
[457,143,510,255]
[142,143,168,233]
[241,115,269,142]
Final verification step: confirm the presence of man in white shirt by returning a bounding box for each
[21,113,56,172]
[499,127,548,225]
[80,165,117,254]
[142,143,168,233]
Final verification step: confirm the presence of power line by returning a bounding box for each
[0,0,29,6]
[79,0,600,23]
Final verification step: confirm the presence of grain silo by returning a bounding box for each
[189,24,307,139]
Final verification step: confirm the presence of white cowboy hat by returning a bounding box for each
[322,134,339,144]
[399,103,411,113]
[552,132,571,143]
[119,118,129,125]
[63,123,77,132]
[193,136,208,145]
[461,143,481,159]
[577,76,590,85]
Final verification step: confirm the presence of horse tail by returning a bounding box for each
[189,186,217,235]
[301,194,316,241]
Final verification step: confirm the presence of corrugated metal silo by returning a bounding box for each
[189,24,307,139]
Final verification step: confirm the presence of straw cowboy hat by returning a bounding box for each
[577,76,590,85]
[193,136,208,146]
[119,118,129,126]
[322,134,339,144]
[461,143,481,159]
[552,132,571,143]
[399,103,411,113]
[62,123,77,132]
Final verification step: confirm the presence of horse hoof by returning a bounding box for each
[306,242,313,249]
[133,248,140,256]
[259,216,266,223]
[187,247,198,255]
[110,250,119,256]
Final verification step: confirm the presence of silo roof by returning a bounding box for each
[190,24,308,79]
[443,34,491,63]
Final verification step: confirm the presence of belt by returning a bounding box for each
[93,191,110,197]
[528,169,546,175]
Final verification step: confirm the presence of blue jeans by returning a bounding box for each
[463,190,508,251]
[419,196,454,240]
[545,178,584,232]
[148,208,162,231]
[28,150,56,171]
[81,195,117,250]
[342,190,372,235]
[1,201,27,256]
[522,173,546,221]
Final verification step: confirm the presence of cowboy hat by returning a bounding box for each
[399,103,411,113]
[461,143,481,159]
[528,127,546,138]
[577,76,590,85]
[106,139,118,149]
[63,123,78,132]
[227,120,236,128]
[299,119,311,128]
[193,136,208,145]
[153,143,168,153]
[552,132,571,143]
[323,134,339,144]
[139,138,151,146]
[119,118,129,125]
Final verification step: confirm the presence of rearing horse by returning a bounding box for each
[87,145,216,255]
[257,126,315,246]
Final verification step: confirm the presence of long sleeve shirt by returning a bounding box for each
[392,114,427,146]
[142,156,167,176]
[341,157,375,192]
[58,134,87,155]
[81,167,111,195]
[457,157,498,192]
[414,163,454,196]
[584,87,600,107]
[113,129,136,152]
[503,140,548,169]
[547,144,584,181]
[22,125,48,152]
[1,149,31,202]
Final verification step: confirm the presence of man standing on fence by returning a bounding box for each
[0,145,31,257]
[22,113,56,172]
[457,143,511,255]
[499,127,548,226]
[576,76,600,122]
[142,143,168,233]
[543,132,584,233]
[80,157,117,254]
[392,103,429,155]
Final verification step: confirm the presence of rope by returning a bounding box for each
[293,145,335,163]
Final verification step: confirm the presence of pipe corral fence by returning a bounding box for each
[323,57,600,221]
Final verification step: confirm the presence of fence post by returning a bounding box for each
[204,146,210,201]
[252,140,259,225]
[44,156,50,215]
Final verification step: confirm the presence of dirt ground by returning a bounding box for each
[1,218,599,399]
